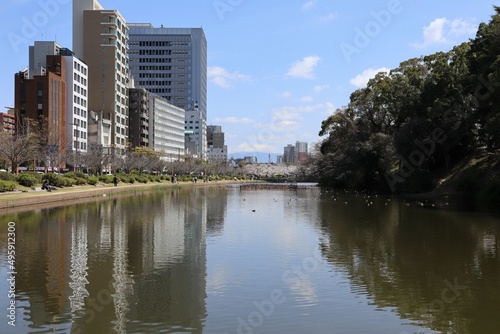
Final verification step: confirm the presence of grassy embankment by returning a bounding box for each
[0,171,250,209]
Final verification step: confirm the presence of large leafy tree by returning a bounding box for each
[468,6,500,149]
[316,7,500,192]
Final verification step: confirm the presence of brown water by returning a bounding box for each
[0,186,499,333]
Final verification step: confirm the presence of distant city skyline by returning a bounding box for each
[1,0,495,154]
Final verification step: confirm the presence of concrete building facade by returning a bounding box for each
[65,55,89,154]
[295,141,308,162]
[148,94,185,161]
[128,24,207,158]
[15,55,67,169]
[73,0,129,155]
[128,88,150,148]
[0,112,15,135]
[27,41,88,155]
[282,141,308,163]
[207,125,227,164]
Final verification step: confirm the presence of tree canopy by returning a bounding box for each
[316,6,500,193]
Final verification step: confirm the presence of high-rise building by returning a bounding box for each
[64,52,89,155]
[148,94,185,161]
[128,88,150,148]
[128,24,207,158]
[207,125,227,163]
[14,41,88,171]
[73,0,129,155]
[295,141,308,161]
[282,141,308,163]
[283,144,296,163]
[15,55,67,169]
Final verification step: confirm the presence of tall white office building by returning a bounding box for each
[128,24,207,158]
[148,94,186,161]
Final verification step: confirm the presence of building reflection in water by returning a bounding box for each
[69,218,89,318]
[0,186,228,333]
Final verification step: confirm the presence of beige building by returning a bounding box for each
[73,0,129,155]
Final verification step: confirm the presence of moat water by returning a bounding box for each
[0,185,499,333]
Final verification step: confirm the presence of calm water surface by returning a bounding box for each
[0,186,499,334]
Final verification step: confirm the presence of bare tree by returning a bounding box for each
[0,126,40,174]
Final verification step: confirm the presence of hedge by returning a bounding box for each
[0,180,16,192]
[17,173,40,187]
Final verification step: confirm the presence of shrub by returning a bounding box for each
[0,180,16,192]
[116,173,129,183]
[0,172,16,182]
[42,173,75,187]
[72,177,87,185]
[87,176,99,185]
[136,175,149,183]
[98,175,114,183]
[17,173,39,187]
[64,172,88,179]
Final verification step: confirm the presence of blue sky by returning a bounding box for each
[0,0,496,155]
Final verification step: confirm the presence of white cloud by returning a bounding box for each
[349,67,390,88]
[237,143,278,153]
[225,133,238,139]
[411,18,477,49]
[213,116,255,124]
[302,0,316,11]
[320,12,337,22]
[286,55,321,80]
[313,85,329,93]
[301,96,314,102]
[448,18,478,37]
[281,91,292,98]
[207,66,250,88]
[255,103,336,132]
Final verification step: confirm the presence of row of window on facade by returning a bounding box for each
[73,84,87,97]
[138,65,172,71]
[74,107,87,119]
[135,73,192,80]
[73,95,87,108]
[73,62,87,76]
[137,40,190,47]
[74,129,87,139]
[74,141,87,150]
[73,119,87,129]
